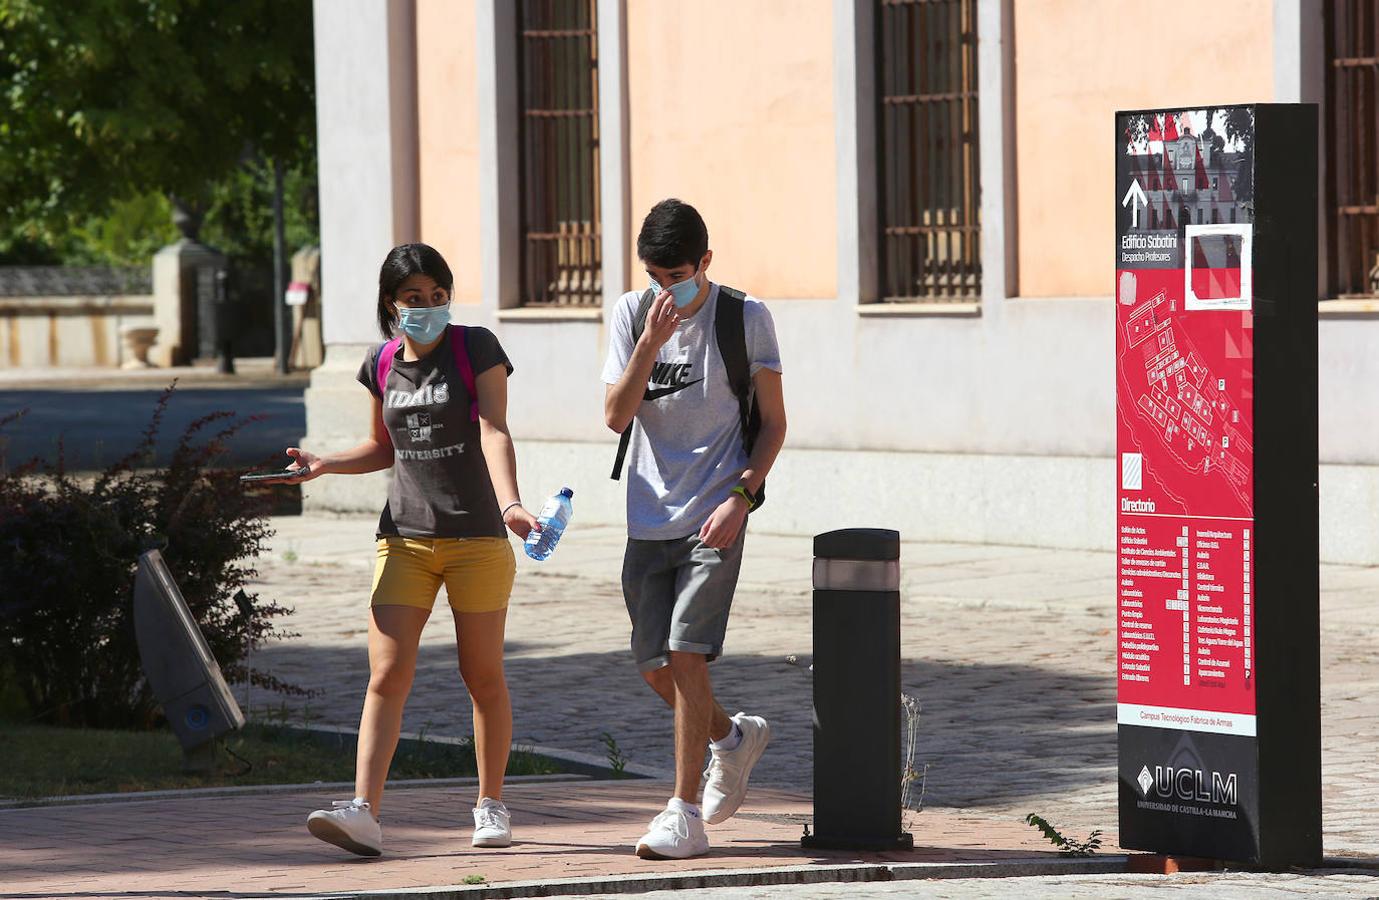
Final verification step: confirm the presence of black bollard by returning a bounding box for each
[802,528,913,851]
[214,268,235,375]
[195,264,235,373]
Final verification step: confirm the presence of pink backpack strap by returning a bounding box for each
[449,324,479,422]
[375,338,402,401]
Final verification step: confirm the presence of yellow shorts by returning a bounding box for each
[371,536,515,614]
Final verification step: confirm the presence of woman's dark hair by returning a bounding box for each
[376,243,455,337]
[636,198,708,270]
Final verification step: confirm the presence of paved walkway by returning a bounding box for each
[8,513,1376,898]
[0,779,1087,897]
[246,514,1379,856]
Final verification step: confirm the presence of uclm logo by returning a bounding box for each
[1137,763,1238,805]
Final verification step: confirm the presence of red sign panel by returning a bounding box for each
[1116,110,1257,739]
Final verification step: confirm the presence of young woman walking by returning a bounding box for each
[266,243,537,856]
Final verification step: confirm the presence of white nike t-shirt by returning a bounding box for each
[601,283,782,540]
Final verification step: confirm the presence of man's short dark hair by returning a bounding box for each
[636,199,708,270]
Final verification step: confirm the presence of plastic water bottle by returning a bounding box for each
[524,487,574,561]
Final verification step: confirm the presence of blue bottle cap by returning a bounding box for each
[560,487,574,498]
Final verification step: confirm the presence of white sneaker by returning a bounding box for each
[702,713,770,825]
[635,801,710,860]
[472,797,512,848]
[306,799,382,857]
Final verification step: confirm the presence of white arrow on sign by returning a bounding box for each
[1122,178,1148,229]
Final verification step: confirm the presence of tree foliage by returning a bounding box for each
[48,191,179,266]
[0,0,315,242]
[199,153,319,264]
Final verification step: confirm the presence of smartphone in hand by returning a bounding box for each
[239,467,309,484]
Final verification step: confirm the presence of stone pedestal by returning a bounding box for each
[150,240,225,368]
[120,323,160,369]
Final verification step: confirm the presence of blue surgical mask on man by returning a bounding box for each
[650,268,702,309]
[397,303,451,343]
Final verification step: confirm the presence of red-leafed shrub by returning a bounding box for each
[0,385,304,728]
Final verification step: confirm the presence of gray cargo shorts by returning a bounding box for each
[621,527,747,672]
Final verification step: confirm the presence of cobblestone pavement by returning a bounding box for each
[248,513,1379,858]
[605,869,1379,899]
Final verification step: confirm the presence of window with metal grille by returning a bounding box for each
[517,0,601,307]
[876,0,981,302]
[1325,0,1379,298]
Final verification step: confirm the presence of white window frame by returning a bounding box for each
[836,0,1016,315]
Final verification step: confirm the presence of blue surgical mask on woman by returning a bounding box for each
[397,303,451,343]
[650,269,702,309]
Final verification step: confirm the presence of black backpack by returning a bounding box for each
[610,285,764,509]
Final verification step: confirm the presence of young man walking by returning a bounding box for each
[602,198,787,860]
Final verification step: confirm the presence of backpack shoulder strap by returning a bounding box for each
[714,286,751,402]
[713,285,765,508]
[630,288,655,344]
[375,338,402,401]
[611,289,659,481]
[449,324,479,422]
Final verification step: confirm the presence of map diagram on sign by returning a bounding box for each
[1117,274,1254,518]
[1116,109,1263,751]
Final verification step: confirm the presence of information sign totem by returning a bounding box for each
[1115,104,1320,867]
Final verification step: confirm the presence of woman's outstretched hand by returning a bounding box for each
[503,503,541,541]
[255,447,325,484]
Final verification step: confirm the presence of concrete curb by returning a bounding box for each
[519,743,671,782]
[250,856,1133,899]
[265,856,1379,898]
[292,723,672,781]
[0,361,309,391]
[0,774,586,812]
[1320,855,1379,871]
[0,723,666,811]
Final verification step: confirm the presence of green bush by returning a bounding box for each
[0,386,302,728]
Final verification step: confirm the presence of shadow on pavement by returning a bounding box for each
[249,638,1115,811]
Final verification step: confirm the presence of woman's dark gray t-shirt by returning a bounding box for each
[356,326,513,539]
